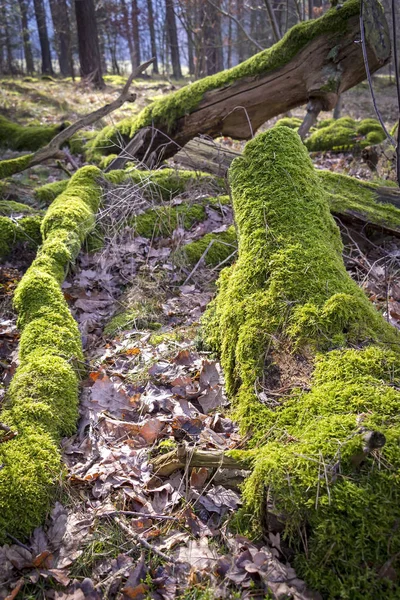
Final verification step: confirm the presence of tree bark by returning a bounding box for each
[147,0,159,74]
[165,0,182,79]
[120,0,136,70]
[33,0,54,75]
[49,0,73,77]
[18,0,34,74]
[101,0,390,166]
[74,0,104,88]
[131,0,141,68]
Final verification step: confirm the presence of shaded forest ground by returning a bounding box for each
[1,74,400,599]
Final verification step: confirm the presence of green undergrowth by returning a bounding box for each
[0,166,102,541]
[133,195,229,238]
[175,226,237,268]
[305,116,385,152]
[34,179,69,205]
[0,214,42,259]
[203,128,400,598]
[0,200,36,215]
[106,167,222,201]
[88,0,362,158]
[0,115,67,152]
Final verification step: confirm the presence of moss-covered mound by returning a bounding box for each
[0,115,66,152]
[0,214,42,259]
[203,128,400,598]
[0,200,36,215]
[0,166,102,540]
[34,179,69,205]
[305,116,385,152]
[106,167,222,201]
[132,195,229,238]
[87,0,362,160]
[176,226,237,268]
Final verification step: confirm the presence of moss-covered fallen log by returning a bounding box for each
[89,0,390,167]
[0,166,102,541]
[175,136,400,235]
[203,128,400,598]
[0,115,68,152]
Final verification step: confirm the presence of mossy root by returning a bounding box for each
[203,127,400,599]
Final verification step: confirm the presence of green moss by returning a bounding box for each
[0,165,102,541]
[0,214,42,259]
[68,129,96,156]
[203,127,400,598]
[99,153,118,169]
[106,167,221,201]
[133,202,207,238]
[305,117,385,152]
[320,169,400,229]
[176,226,237,268]
[0,200,35,215]
[274,117,302,130]
[0,115,66,152]
[0,154,34,180]
[0,215,16,258]
[34,179,69,205]
[104,301,162,337]
[89,0,362,157]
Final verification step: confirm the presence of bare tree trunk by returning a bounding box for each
[202,0,223,75]
[120,0,136,70]
[33,0,54,74]
[165,0,181,79]
[147,0,159,74]
[49,0,73,77]
[263,0,282,41]
[131,0,141,68]
[74,0,104,88]
[236,0,245,63]
[18,0,34,74]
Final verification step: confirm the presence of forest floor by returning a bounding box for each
[0,74,400,599]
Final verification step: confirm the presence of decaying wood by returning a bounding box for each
[110,0,390,167]
[151,444,247,477]
[174,137,400,236]
[298,99,324,140]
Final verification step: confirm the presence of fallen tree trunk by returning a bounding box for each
[201,127,400,598]
[99,0,390,169]
[174,136,400,236]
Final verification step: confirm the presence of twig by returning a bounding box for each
[6,532,31,552]
[391,0,400,186]
[99,510,180,521]
[359,1,396,146]
[112,515,178,563]
[183,239,237,285]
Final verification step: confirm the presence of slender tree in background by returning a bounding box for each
[74,0,104,88]
[18,0,34,74]
[49,0,74,77]
[120,0,136,70]
[202,0,223,75]
[33,0,54,74]
[147,0,159,74]
[131,0,141,68]
[165,0,182,78]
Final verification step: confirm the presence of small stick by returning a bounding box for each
[112,516,179,563]
[99,510,180,521]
